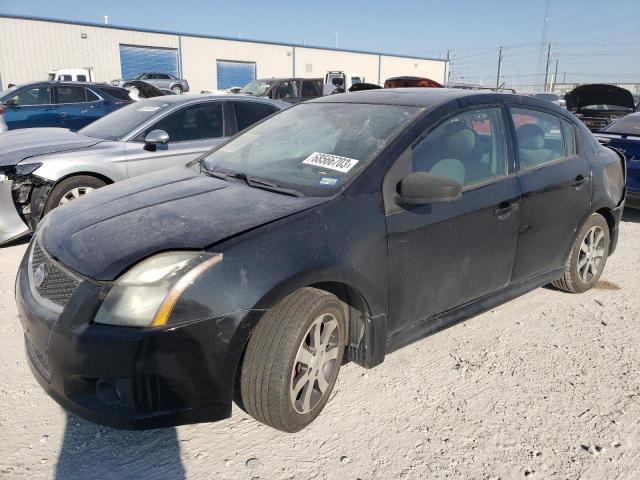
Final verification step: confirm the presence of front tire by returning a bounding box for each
[170,84,183,94]
[240,287,346,432]
[44,175,106,214]
[552,213,610,293]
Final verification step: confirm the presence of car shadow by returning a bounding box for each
[55,415,185,480]
[622,207,640,223]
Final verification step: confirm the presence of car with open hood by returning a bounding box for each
[565,84,636,132]
[0,95,287,245]
[16,89,625,432]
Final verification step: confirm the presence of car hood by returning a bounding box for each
[0,128,101,167]
[565,84,635,112]
[41,167,329,281]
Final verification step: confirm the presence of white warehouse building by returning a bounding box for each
[0,15,448,94]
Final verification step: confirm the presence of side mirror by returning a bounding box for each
[144,129,169,150]
[397,171,462,205]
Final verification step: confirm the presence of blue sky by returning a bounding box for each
[1,0,638,89]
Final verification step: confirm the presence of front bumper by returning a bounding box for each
[16,250,253,430]
[0,178,30,245]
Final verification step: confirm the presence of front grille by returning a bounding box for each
[31,241,80,308]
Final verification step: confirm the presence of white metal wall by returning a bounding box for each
[181,35,293,93]
[0,16,447,93]
[0,17,178,87]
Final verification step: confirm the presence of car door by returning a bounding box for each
[385,106,520,334]
[55,85,93,130]
[509,107,592,281]
[81,88,108,125]
[272,80,301,104]
[300,80,323,102]
[124,101,227,178]
[3,84,55,129]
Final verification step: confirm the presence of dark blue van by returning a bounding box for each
[0,81,132,131]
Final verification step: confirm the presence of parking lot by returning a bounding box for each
[0,208,637,479]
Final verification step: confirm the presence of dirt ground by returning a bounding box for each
[1,210,639,480]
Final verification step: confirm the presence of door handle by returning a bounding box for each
[60,112,67,118]
[494,201,518,218]
[571,175,590,189]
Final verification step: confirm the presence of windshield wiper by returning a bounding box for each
[230,172,305,197]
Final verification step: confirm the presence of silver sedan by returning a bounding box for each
[0,95,288,245]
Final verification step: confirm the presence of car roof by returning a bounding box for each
[8,81,125,89]
[136,94,287,108]
[310,87,561,110]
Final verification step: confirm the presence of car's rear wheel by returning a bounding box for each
[552,213,610,293]
[240,287,346,432]
[44,175,106,213]
[170,84,183,94]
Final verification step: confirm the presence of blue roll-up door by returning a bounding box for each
[216,61,256,89]
[119,45,179,79]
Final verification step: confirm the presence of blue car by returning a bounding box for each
[0,81,133,131]
[596,112,640,208]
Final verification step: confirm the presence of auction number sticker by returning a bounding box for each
[302,152,359,173]
[138,106,161,112]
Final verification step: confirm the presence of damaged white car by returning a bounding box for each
[0,95,287,245]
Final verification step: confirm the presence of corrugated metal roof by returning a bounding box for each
[0,14,446,63]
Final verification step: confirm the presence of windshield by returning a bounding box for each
[133,73,145,80]
[78,99,173,141]
[239,80,274,96]
[0,86,18,100]
[202,102,423,197]
[603,115,640,136]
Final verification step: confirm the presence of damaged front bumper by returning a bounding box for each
[0,176,30,245]
[0,166,51,246]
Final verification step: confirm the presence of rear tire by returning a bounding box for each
[240,287,346,432]
[552,213,609,293]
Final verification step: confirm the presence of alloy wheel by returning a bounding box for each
[290,313,341,414]
[577,225,605,283]
[59,186,95,205]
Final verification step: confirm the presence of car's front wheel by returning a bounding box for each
[170,84,183,94]
[240,287,346,432]
[552,213,610,293]
[44,175,106,212]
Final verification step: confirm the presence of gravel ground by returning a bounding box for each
[1,210,640,480]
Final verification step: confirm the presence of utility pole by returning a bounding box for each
[552,58,559,91]
[446,50,451,83]
[496,46,503,90]
[543,43,551,91]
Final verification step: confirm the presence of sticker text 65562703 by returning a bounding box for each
[302,152,359,173]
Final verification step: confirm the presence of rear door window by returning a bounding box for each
[98,87,132,101]
[561,119,577,156]
[232,101,279,132]
[301,80,322,100]
[510,108,565,170]
[86,89,100,102]
[56,86,88,104]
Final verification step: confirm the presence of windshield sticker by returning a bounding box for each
[138,106,161,112]
[319,177,339,187]
[303,152,359,173]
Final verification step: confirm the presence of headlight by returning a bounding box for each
[95,251,223,327]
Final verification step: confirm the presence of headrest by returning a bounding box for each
[517,123,545,150]
[443,123,475,157]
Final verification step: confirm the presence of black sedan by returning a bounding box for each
[16,89,625,432]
